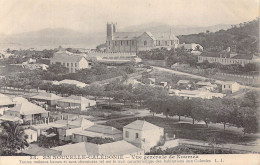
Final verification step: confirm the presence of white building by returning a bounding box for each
[123,120,164,153]
[50,51,89,73]
[2,97,49,122]
[24,129,38,143]
[221,81,240,94]
[198,52,259,67]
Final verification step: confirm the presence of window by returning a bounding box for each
[67,63,69,67]
[125,131,129,138]
[132,41,134,45]
[71,63,73,67]
[121,41,122,46]
[158,41,160,45]
[135,133,139,139]
[127,41,129,46]
[165,41,167,45]
[224,85,226,88]
[115,41,117,46]
[144,41,147,46]
[75,63,77,67]
[171,41,173,45]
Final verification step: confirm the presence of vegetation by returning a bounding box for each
[0,122,29,155]
[145,91,259,134]
[178,18,259,54]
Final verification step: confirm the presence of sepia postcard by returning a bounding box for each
[0,0,259,165]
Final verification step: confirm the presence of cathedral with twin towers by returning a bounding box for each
[106,22,179,53]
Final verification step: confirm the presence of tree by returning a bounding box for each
[0,122,29,155]
[48,64,69,75]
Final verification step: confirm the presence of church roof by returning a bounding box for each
[124,120,162,131]
[113,32,143,40]
[112,31,178,41]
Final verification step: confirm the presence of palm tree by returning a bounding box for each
[0,122,29,155]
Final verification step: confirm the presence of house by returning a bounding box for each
[56,95,96,111]
[24,129,38,143]
[52,140,144,156]
[123,120,164,152]
[59,79,88,88]
[177,43,203,51]
[72,124,123,142]
[2,97,49,122]
[221,81,240,94]
[50,51,89,73]
[30,92,62,106]
[177,80,190,86]
[106,23,179,53]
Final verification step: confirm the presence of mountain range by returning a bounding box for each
[0,23,232,50]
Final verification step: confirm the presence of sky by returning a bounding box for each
[0,0,259,35]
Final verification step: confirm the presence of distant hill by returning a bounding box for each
[178,18,259,54]
[0,22,246,50]
[122,22,232,35]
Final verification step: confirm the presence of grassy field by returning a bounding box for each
[105,116,257,144]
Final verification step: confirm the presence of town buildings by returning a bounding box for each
[123,120,164,152]
[50,51,89,73]
[106,23,179,53]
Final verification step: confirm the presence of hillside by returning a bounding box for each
[122,23,231,35]
[178,18,259,54]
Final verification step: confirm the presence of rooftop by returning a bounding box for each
[124,120,162,131]
[57,95,95,104]
[0,93,14,106]
[50,52,87,63]
[7,98,48,115]
[22,144,61,156]
[52,140,143,156]
[30,92,62,101]
[84,124,122,135]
